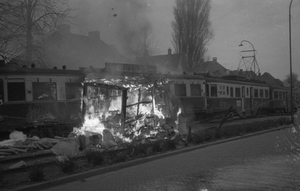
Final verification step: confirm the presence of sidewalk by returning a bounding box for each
[14,123,293,191]
[33,125,297,191]
[190,115,289,131]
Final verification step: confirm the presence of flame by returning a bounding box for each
[73,76,176,144]
[175,107,182,126]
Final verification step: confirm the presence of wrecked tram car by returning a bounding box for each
[0,67,83,137]
[79,63,176,140]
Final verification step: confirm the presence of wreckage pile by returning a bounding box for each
[0,123,180,161]
[0,128,122,159]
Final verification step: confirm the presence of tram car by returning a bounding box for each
[167,73,289,121]
[0,66,84,137]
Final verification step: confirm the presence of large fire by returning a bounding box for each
[73,76,181,145]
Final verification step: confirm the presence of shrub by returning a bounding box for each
[203,129,216,141]
[105,151,129,164]
[85,150,104,166]
[0,166,4,186]
[214,128,223,139]
[114,152,128,163]
[129,143,149,157]
[163,139,177,151]
[194,133,204,144]
[56,156,76,174]
[29,166,44,182]
[151,141,163,153]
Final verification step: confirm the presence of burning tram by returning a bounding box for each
[77,63,178,141]
[0,66,83,137]
[0,62,293,140]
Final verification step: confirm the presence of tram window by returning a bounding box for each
[254,89,258,98]
[235,87,241,97]
[190,84,201,96]
[279,92,283,100]
[0,79,3,101]
[7,81,26,101]
[174,84,186,96]
[66,82,82,100]
[260,89,263,98]
[247,88,249,97]
[274,91,278,99]
[32,82,57,100]
[265,89,269,98]
[230,87,234,97]
[226,86,229,96]
[283,92,286,100]
[210,84,217,97]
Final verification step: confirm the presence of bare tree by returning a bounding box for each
[284,72,300,106]
[284,72,299,88]
[0,0,71,67]
[172,0,213,71]
[134,22,156,58]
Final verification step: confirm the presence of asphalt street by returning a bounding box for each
[40,126,300,191]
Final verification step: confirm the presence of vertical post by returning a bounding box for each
[289,0,294,123]
[121,89,127,134]
[81,83,88,123]
[136,89,141,116]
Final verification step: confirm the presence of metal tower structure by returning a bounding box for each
[237,40,260,79]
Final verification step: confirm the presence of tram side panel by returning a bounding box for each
[0,72,83,132]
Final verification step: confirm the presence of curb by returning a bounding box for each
[14,124,293,191]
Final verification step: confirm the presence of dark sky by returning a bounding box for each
[69,0,300,80]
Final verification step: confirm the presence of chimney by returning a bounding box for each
[212,57,217,62]
[57,24,71,34]
[168,47,172,55]
[88,31,100,40]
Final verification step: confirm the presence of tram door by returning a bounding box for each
[250,87,254,115]
[242,86,245,116]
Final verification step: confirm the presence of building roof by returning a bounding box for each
[193,58,228,77]
[136,50,228,76]
[135,53,183,74]
[11,24,129,69]
[257,72,283,87]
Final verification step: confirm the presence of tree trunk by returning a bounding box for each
[26,0,33,66]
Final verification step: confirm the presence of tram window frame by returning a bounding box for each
[32,82,57,101]
[278,91,283,100]
[265,89,269,98]
[235,87,241,97]
[210,84,218,97]
[230,87,234,97]
[174,84,186,97]
[190,84,202,96]
[254,89,259,98]
[7,79,26,101]
[0,79,3,102]
[274,91,279,100]
[65,82,82,100]
[226,86,229,96]
[260,89,264,98]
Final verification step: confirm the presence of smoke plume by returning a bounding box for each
[72,0,153,59]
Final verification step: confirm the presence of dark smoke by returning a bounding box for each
[72,0,153,60]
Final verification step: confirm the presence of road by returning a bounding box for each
[42,127,300,191]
